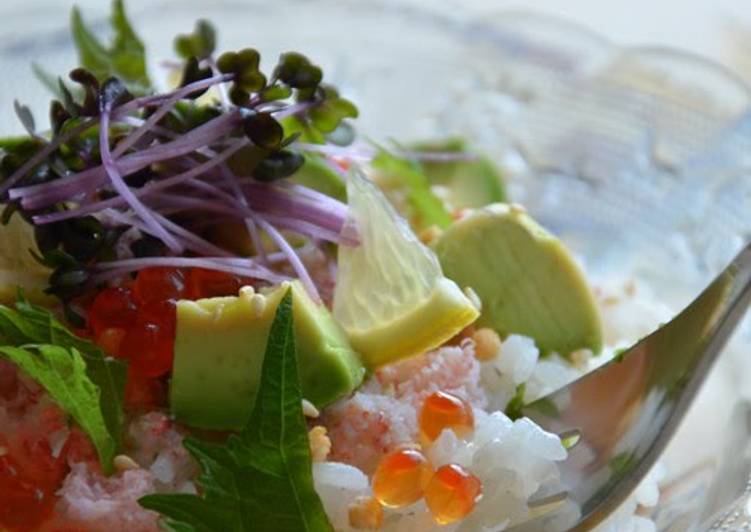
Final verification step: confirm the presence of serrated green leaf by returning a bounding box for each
[70,0,150,92]
[0,296,126,473]
[140,290,333,532]
[0,343,116,473]
[174,19,216,60]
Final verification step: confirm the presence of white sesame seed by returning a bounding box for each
[113,454,140,472]
[250,294,266,318]
[302,399,320,418]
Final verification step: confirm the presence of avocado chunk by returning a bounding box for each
[413,138,506,209]
[170,281,365,430]
[433,204,603,356]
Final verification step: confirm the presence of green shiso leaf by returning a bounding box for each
[0,296,127,473]
[139,290,334,532]
[0,345,116,472]
[70,0,151,92]
[174,19,216,60]
[0,295,126,473]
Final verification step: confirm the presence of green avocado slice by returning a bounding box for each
[433,203,603,356]
[170,281,365,430]
[413,138,506,209]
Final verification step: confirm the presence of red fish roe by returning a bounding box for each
[88,287,137,337]
[424,464,482,525]
[132,267,185,306]
[184,268,244,299]
[372,448,432,508]
[419,390,474,442]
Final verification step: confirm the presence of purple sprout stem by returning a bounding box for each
[100,209,229,257]
[0,117,98,196]
[99,100,183,253]
[14,111,242,210]
[207,58,232,112]
[271,99,318,120]
[218,163,269,264]
[256,217,321,303]
[1,75,233,198]
[243,183,347,234]
[92,257,288,285]
[113,74,234,158]
[117,73,233,115]
[32,141,247,225]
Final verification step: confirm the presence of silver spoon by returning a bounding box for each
[519,242,751,530]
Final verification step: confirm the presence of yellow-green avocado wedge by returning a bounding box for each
[433,203,603,356]
[170,281,365,430]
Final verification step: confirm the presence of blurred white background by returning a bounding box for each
[1,0,750,79]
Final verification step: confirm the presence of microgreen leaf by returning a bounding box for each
[139,291,334,532]
[274,52,322,90]
[243,112,283,150]
[179,57,213,99]
[174,19,216,60]
[254,150,305,182]
[13,101,36,136]
[218,48,266,95]
[308,90,358,134]
[70,0,151,92]
[0,295,126,473]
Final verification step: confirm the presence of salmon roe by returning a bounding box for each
[419,390,475,442]
[425,464,482,525]
[372,448,433,508]
[184,268,244,300]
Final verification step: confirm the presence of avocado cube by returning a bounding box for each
[170,281,365,430]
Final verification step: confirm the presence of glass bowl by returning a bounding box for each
[2,1,750,529]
